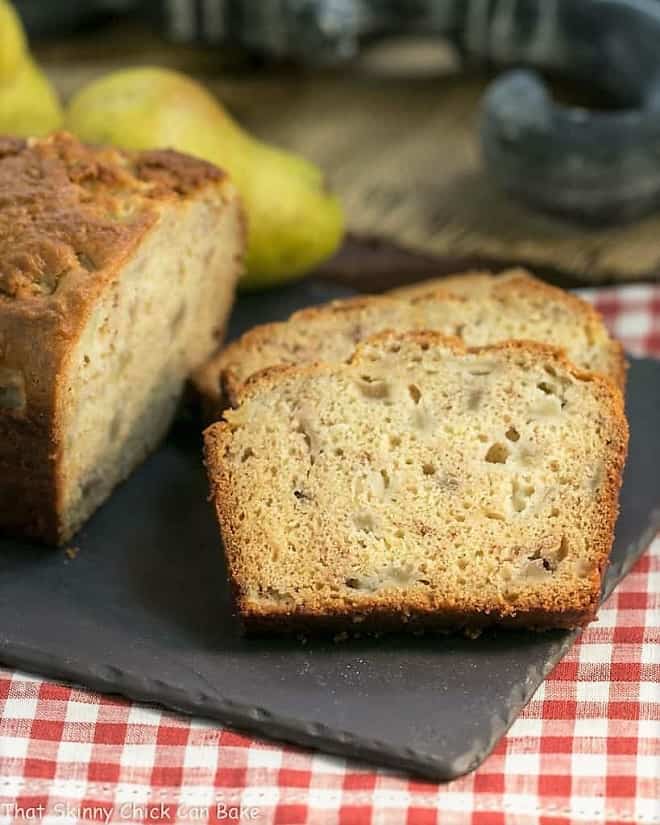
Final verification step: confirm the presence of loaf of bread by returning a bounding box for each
[194,269,624,417]
[0,133,244,543]
[204,332,628,633]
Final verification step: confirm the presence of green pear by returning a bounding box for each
[0,0,27,79]
[64,66,344,289]
[0,0,63,136]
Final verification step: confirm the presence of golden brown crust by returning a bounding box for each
[0,132,224,300]
[0,132,233,544]
[204,332,628,635]
[238,601,594,635]
[289,295,394,321]
[388,270,496,298]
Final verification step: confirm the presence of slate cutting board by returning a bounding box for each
[0,280,658,781]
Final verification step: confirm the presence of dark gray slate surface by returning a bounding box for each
[0,281,658,780]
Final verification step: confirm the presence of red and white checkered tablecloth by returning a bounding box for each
[0,283,658,825]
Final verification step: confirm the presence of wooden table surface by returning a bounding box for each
[35,22,660,291]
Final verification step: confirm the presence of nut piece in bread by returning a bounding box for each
[204,332,628,634]
[194,268,624,418]
[0,132,244,543]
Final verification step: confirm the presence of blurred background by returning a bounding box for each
[7,0,660,291]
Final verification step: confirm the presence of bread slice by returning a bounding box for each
[0,133,244,544]
[390,271,518,299]
[204,332,628,634]
[194,269,624,417]
[193,294,420,414]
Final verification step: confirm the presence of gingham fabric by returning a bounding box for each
[0,284,658,825]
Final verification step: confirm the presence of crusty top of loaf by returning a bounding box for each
[0,132,226,301]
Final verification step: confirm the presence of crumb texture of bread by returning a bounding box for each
[0,132,244,543]
[194,268,624,416]
[204,333,628,633]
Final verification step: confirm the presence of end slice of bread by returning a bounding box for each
[0,133,244,544]
[204,332,628,634]
[194,269,625,418]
